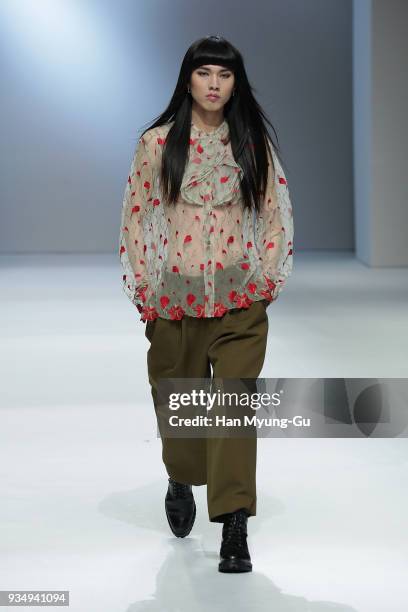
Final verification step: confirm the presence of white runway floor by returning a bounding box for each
[0,252,407,612]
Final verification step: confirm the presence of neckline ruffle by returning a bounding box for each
[190,118,229,140]
[181,120,243,206]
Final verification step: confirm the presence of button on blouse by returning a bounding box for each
[119,118,294,321]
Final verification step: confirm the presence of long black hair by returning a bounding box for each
[138,35,285,215]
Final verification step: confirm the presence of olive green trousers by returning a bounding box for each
[145,300,269,522]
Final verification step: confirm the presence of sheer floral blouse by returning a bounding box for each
[119,118,294,322]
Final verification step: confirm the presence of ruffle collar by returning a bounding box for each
[180,118,243,206]
[190,118,229,141]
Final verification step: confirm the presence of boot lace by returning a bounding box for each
[169,478,191,499]
[222,510,248,550]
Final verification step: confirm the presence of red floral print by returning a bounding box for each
[119,119,294,322]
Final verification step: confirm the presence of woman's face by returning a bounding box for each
[189,64,235,113]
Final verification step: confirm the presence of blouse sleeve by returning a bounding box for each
[119,135,154,313]
[255,140,294,304]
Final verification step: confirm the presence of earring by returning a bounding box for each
[187,86,190,94]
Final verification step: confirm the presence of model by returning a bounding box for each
[119,35,294,573]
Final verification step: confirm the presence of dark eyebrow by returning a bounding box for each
[198,66,231,73]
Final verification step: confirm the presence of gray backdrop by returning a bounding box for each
[0,0,354,253]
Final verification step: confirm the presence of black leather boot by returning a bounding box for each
[218,508,252,573]
[165,477,196,538]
